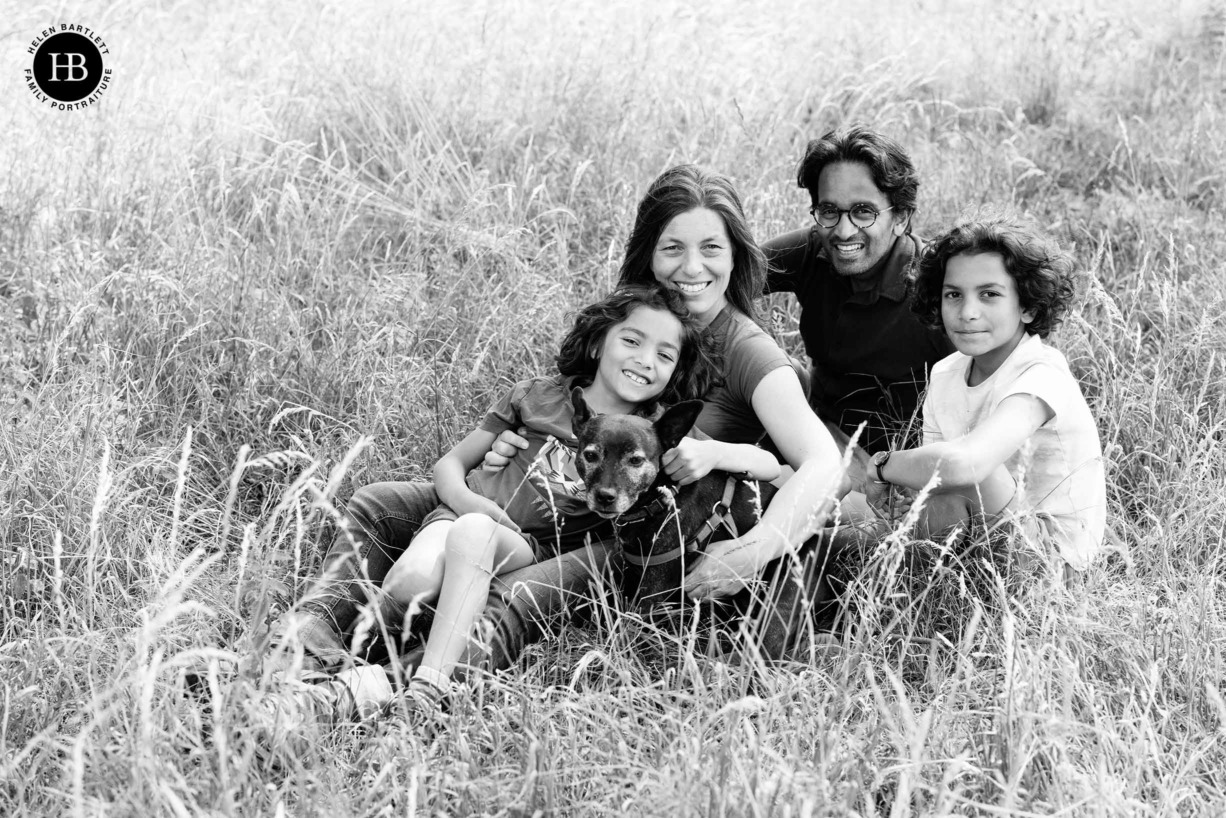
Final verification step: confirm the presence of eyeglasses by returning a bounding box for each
[809,204,894,229]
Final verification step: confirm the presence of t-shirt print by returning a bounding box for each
[529,435,587,504]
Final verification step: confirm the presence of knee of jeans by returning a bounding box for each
[345,484,388,529]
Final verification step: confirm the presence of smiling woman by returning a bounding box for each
[649,207,734,327]
[613,165,849,600]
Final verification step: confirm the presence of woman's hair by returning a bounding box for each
[796,126,919,232]
[616,164,766,324]
[912,215,1078,338]
[556,283,719,407]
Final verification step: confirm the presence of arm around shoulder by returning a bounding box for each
[761,228,812,295]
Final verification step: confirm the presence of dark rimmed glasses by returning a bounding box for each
[809,204,894,229]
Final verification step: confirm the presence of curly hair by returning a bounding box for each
[617,164,766,324]
[796,126,919,233]
[912,215,1078,339]
[556,284,720,409]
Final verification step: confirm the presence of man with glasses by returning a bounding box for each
[764,126,953,456]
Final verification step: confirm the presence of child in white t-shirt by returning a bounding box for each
[865,215,1106,575]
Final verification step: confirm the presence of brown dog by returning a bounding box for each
[571,389,825,658]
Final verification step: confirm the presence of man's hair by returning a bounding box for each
[796,125,919,230]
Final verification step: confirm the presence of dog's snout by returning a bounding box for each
[591,487,618,506]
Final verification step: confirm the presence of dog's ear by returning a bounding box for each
[653,400,704,451]
[571,387,592,439]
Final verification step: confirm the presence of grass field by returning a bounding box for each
[3,0,1226,814]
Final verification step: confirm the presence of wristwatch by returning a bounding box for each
[870,450,893,484]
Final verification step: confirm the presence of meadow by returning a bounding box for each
[2,0,1225,814]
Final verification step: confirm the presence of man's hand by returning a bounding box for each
[482,427,529,471]
[662,438,721,486]
[683,536,765,599]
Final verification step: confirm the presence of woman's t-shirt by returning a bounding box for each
[694,306,794,445]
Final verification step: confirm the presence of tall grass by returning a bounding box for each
[2,0,1225,814]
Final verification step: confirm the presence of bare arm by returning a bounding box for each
[435,428,521,531]
[685,367,846,598]
[717,442,781,481]
[661,437,781,484]
[879,394,1052,490]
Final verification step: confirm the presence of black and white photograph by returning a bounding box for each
[3,1,1224,814]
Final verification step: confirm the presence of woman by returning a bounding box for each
[613,164,848,600]
[269,165,851,698]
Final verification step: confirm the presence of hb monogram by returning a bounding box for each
[48,53,89,82]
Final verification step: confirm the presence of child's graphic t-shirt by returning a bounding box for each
[467,375,614,550]
[923,333,1107,569]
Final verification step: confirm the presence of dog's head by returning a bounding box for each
[571,388,703,518]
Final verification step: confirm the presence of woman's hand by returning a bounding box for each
[683,535,766,599]
[662,438,721,486]
[482,427,529,471]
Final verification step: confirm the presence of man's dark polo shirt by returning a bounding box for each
[763,228,954,454]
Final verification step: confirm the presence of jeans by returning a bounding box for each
[282,481,612,674]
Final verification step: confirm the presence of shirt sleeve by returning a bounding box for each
[725,329,793,406]
[478,379,530,435]
[762,228,812,296]
[999,362,1071,423]
[921,386,942,445]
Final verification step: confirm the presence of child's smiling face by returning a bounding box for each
[587,305,684,415]
[941,252,1035,380]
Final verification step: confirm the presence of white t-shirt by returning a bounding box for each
[923,333,1107,570]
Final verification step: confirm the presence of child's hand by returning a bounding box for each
[662,438,720,486]
[864,478,891,519]
[482,427,529,471]
[865,480,914,522]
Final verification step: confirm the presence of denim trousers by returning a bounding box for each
[283,480,612,674]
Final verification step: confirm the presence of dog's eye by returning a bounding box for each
[582,450,599,464]
[627,455,647,468]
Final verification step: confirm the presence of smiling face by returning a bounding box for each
[585,305,684,415]
[814,161,908,278]
[941,252,1035,382]
[650,207,734,327]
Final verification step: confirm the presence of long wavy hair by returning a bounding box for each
[616,164,766,324]
[912,214,1078,338]
[556,284,718,408]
